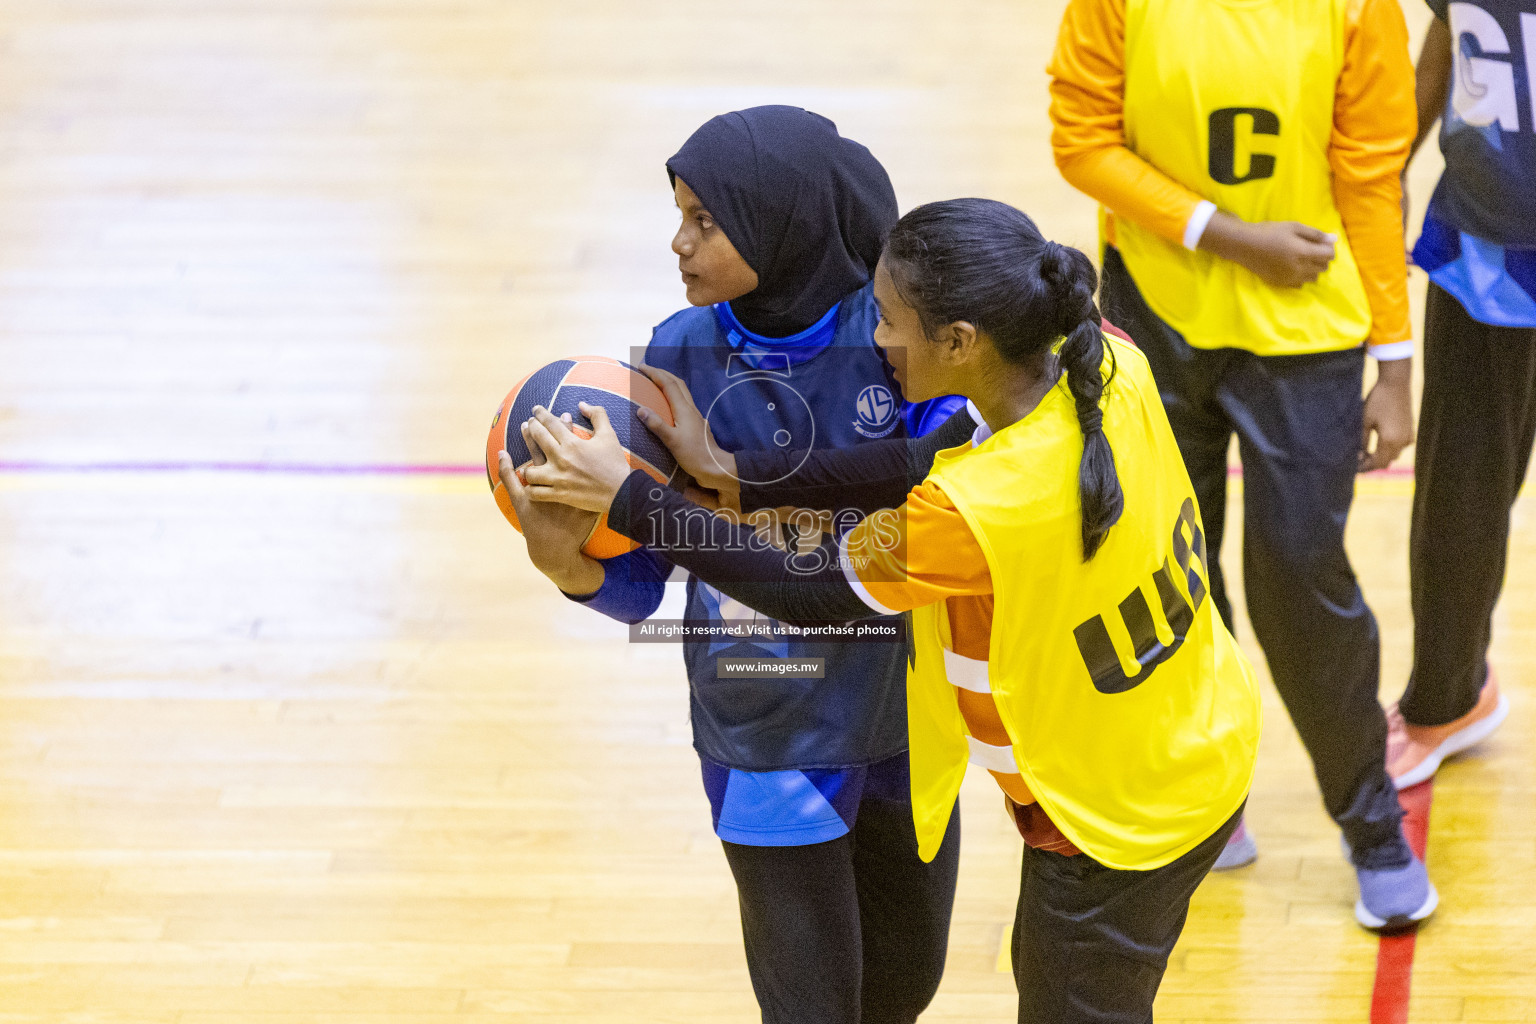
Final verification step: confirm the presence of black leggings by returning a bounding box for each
[721,793,959,1024]
[1404,282,1536,725]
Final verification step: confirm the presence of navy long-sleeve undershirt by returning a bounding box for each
[733,406,975,514]
[568,405,973,624]
[606,471,880,626]
[561,545,671,623]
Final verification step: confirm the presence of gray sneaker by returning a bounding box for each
[1354,854,1438,932]
[1211,815,1257,871]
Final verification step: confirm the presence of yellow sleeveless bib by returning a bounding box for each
[1112,0,1371,356]
[906,340,1261,869]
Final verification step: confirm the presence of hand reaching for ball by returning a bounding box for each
[635,364,741,510]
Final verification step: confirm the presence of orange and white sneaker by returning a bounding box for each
[1387,670,1510,790]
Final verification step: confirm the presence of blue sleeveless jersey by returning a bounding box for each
[644,283,922,773]
[1413,0,1536,326]
[1421,0,1536,247]
[568,282,961,843]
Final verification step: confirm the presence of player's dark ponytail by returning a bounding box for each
[1040,240,1123,559]
[884,198,1123,560]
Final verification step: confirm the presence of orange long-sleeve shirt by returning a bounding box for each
[1048,0,1416,352]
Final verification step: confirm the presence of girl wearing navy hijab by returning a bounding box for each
[504,106,965,1024]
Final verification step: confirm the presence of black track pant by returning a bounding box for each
[1403,282,1536,726]
[1013,804,1242,1023]
[1101,247,1408,869]
[721,793,959,1024]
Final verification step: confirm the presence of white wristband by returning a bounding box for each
[1367,340,1414,361]
[1183,200,1218,251]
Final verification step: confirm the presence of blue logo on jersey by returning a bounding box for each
[854,385,897,438]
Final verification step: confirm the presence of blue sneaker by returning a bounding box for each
[1211,815,1257,871]
[1354,854,1438,932]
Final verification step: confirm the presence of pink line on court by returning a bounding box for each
[0,460,485,475]
[0,460,1416,478]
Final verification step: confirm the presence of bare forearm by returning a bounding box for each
[1197,211,1339,288]
[1411,18,1451,161]
[1375,355,1412,388]
[734,407,977,515]
[1196,210,1257,265]
[540,554,605,596]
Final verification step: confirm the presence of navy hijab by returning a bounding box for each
[666,106,898,338]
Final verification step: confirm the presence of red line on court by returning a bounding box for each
[1369,780,1434,1024]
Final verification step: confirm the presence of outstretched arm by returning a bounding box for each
[506,401,994,624]
[602,470,994,624]
[608,472,875,625]
[505,403,869,623]
[635,363,976,515]
[732,407,976,514]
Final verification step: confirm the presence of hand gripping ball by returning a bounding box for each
[486,356,679,559]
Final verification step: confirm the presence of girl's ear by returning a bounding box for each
[937,320,979,364]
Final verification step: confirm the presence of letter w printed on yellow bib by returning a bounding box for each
[854,339,1262,870]
[1112,0,1372,355]
[1073,498,1209,695]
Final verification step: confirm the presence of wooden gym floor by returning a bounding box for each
[0,1,1530,1021]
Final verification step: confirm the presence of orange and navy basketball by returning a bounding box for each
[486,355,678,559]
